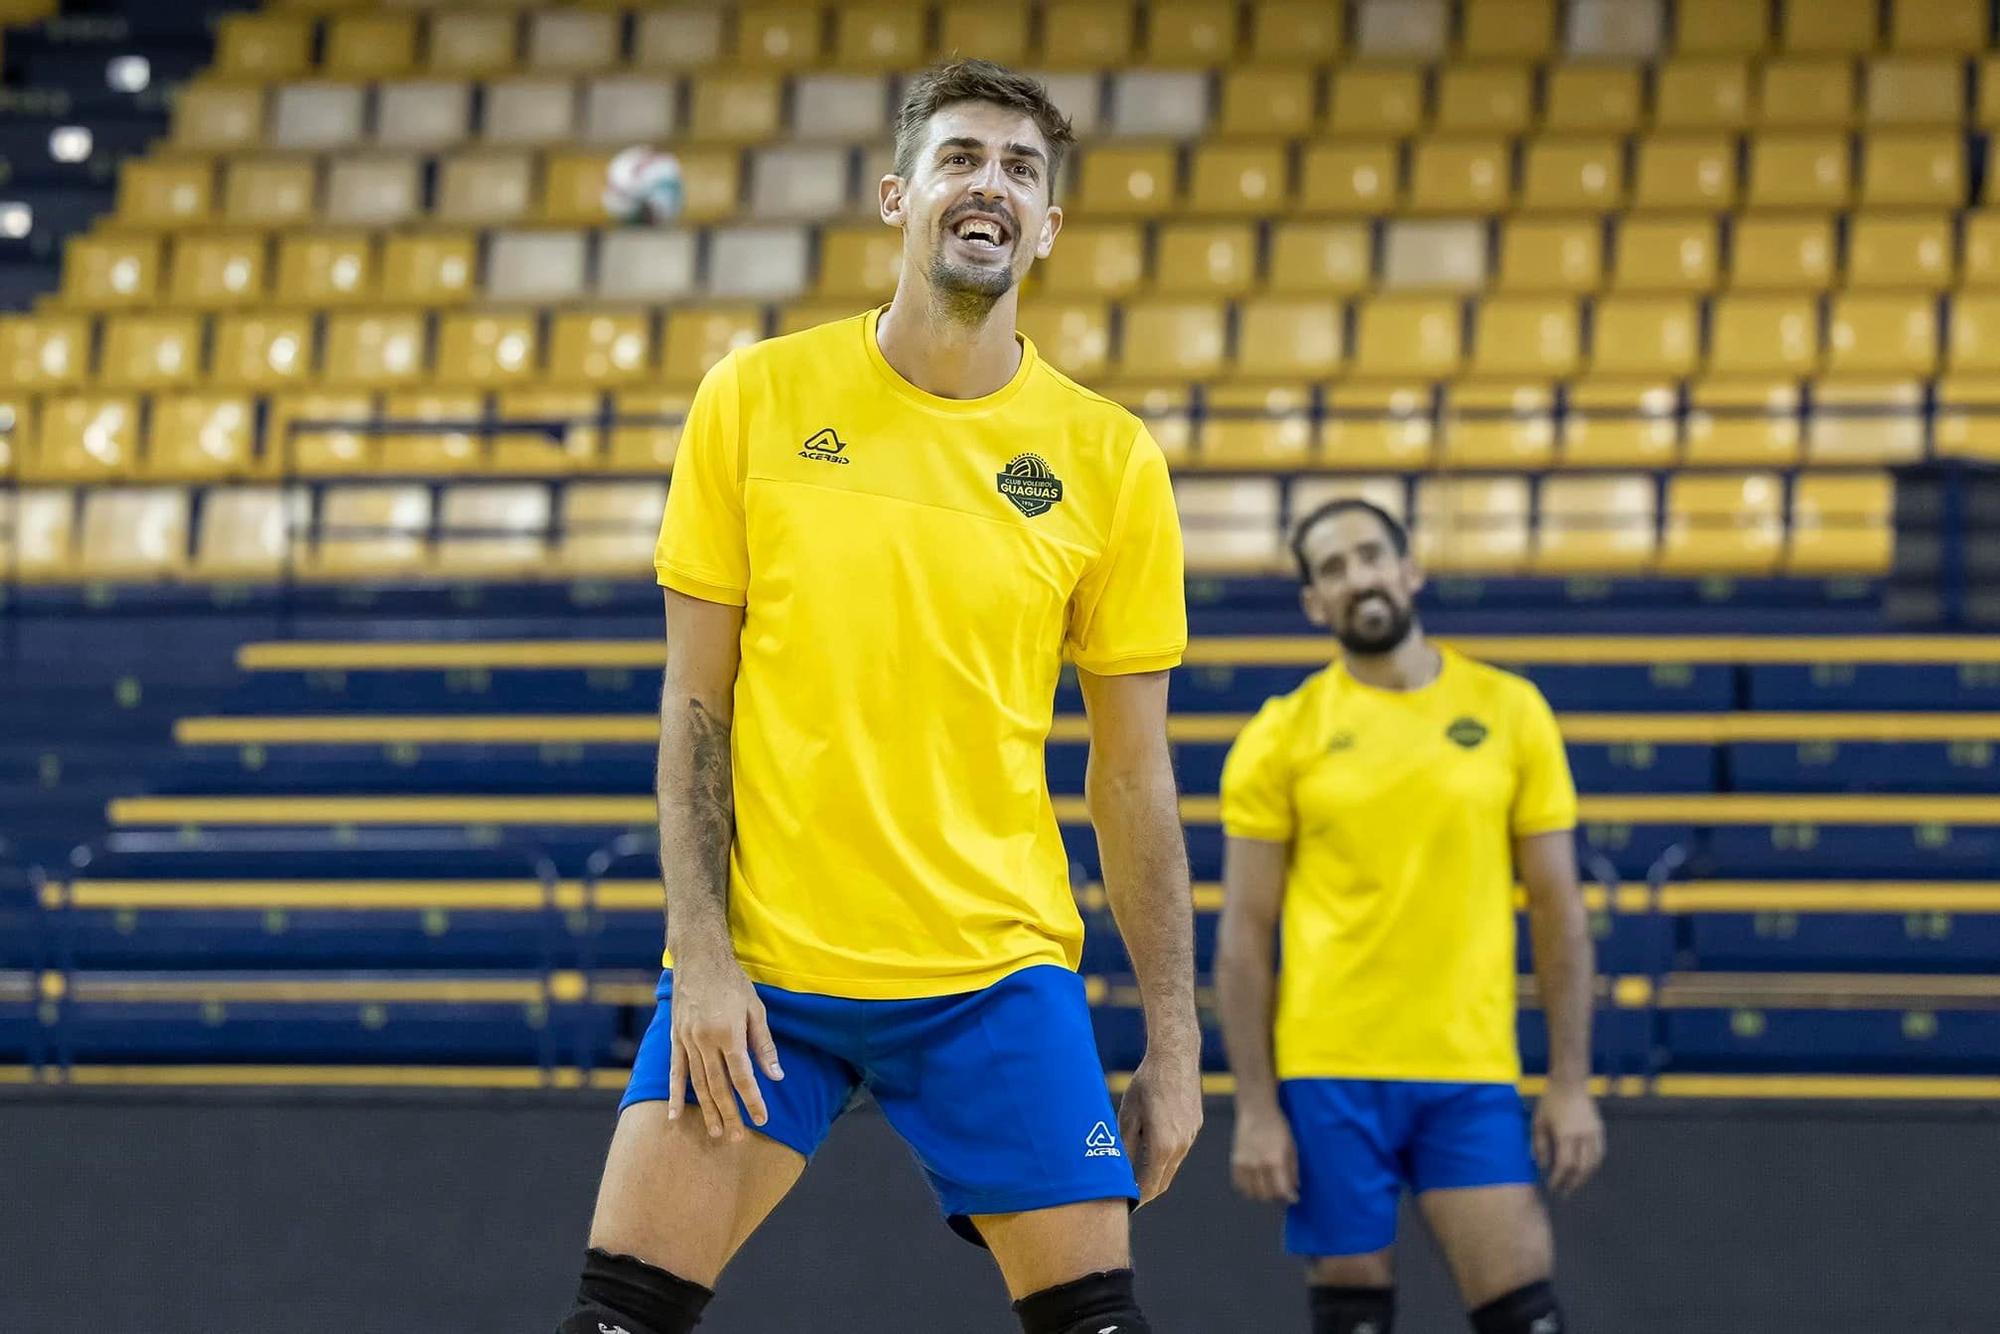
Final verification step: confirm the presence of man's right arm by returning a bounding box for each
[657,586,782,1142]
[1216,835,1297,1203]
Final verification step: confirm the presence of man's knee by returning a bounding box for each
[1012,1268,1150,1334]
[1468,1279,1565,1334]
[555,1248,714,1334]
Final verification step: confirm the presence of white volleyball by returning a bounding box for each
[602,146,685,225]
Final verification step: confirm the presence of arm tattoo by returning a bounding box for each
[683,697,734,900]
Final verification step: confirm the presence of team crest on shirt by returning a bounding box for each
[997,452,1065,517]
[798,427,852,464]
[1446,717,1489,749]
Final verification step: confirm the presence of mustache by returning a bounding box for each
[941,201,1017,235]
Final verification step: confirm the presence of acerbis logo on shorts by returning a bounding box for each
[1084,1121,1122,1158]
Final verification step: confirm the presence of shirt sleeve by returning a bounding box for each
[1511,681,1579,837]
[1064,427,1187,674]
[1220,700,1295,843]
[653,351,748,606]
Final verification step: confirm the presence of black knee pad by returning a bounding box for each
[1468,1279,1564,1334]
[555,1248,714,1334]
[1012,1268,1151,1334]
[1311,1283,1395,1334]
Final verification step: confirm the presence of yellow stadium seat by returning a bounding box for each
[1965,214,2000,285]
[662,307,766,387]
[555,481,668,577]
[435,312,541,388]
[938,0,1030,63]
[1950,292,2000,372]
[1461,0,1554,57]
[1233,297,1344,381]
[61,234,160,309]
[1544,63,1643,131]
[1017,301,1112,380]
[1250,0,1343,63]
[548,312,653,387]
[1870,131,1964,206]
[1659,473,1785,575]
[323,311,430,389]
[650,148,741,226]
[540,150,614,226]
[159,233,264,311]
[607,390,690,472]
[3,314,90,390]
[1788,471,1893,574]
[492,389,603,473]
[1039,0,1136,66]
[817,224,903,301]
[1936,371,2000,459]
[435,152,532,224]
[1219,68,1316,136]
[30,396,138,480]
[1414,476,1530,574]
[1175,476,1283,573]
[434,483,551,576]
[1710,294,1823,375]
[76,487,189,582]
[1827,292,1938,375]
[1200,385,1316,468]
[1035,225,1145,297]
[376,391,486,475]
[1848,213,1953,287]
[1117,299,1227,380]
[193,486,305,582]
[1327,66,1425,136]
[1077,146,1180,217]
[1154,223,1257,295]
[324,12,417,78]
[1268,221,1372,293]
[1654,58,1753,128]
[1095,384,1188,464]
[273,232,373,306]
[1634,134,1739,209]
[1759,57,1856,126]
[1612,215,1718,291]
[735,4,821,69]
[1289,475,1409,530]
[1747,132,1852,208]
[1519,137,1624,211]
[1146,0,1241,63]
[1590,296,1700,377]
[427,10,520,76]
[380,233,477,307]
[214,13,311,78]
[526,9,620,73]
[0,392,31,478]
[689,72,785,143]
[834,4,926,69]
[1353,295,1463,378]
[1188,142,1291,215]
[1469,296,1581,379]
[1675,0,1769,55]
[1893,0,1986,51]
[1686,378,1804,465]
[1809,379,1926,464]
[1729,215,1835,290]
[118,158,215,228]
[222,156,319,228]
[210,313,314,390]
[1535,474,1657,574]
[1496,217,1602,293]
[149,394,257,480]
[1440,382,1556,469]
[308,483,431,580]
[172,82,265,153]
[1298,142,1399,213]
[1323,383,1436,469]
[98,314,201,390]
[273,391,377,475]
[1563,380,1681,467]
[1783,0,1880,53]
[1435,64,1532,132]
[1407,138,1510,214]
[1866,56,1965,124]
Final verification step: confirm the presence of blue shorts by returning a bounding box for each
[623,963,1138,1244]
[1281,1078,1539,1258]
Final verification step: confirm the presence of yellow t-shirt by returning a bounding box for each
[1219,648,1577,1083]
[654,307,1187,999]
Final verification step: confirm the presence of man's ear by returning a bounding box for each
[1401,555,1426,601]
[1034,204,1063,259]
[1300,583,1330,629]
[879,174,906,227]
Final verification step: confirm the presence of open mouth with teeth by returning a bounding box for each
[949,214,1012,252]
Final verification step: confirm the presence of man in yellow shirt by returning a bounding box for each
[555,61,1201,1334]
[1217,499,1605,1334]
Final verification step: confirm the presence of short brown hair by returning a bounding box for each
[893,58,1076,191]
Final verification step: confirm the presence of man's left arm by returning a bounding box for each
[1519,829,1606,1196]
[1079,665,1203,1205]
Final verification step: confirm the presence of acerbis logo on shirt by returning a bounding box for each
[798,427,852,464]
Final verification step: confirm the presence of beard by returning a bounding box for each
[1336,592,1415,655]
[926,249,1016,319]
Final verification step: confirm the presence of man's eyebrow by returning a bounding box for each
[935,136,1046,164]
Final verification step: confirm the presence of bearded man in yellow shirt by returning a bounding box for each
[553,60,1201,1334]
[1217,499,1606,1334]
